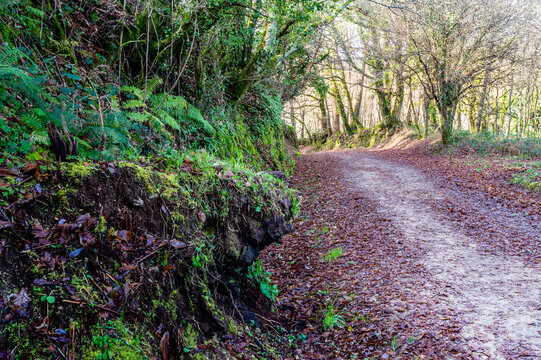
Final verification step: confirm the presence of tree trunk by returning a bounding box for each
[424,93,429,138]
[332,96,340,134]
[317,93,329,135]
[289,102,297,133]
[507,81,514,136]
[333,85,352,134]
[476,66,491,132]
[354,63,366,127]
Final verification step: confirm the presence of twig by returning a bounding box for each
[62,299,121,316]
[130,242,167,266]
[254,312,281,325]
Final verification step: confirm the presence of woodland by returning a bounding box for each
[0,0,540,359]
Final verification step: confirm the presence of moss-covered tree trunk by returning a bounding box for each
[436,78,460,145]
[333,83,352,134]
[332,96,341,134]
[317,93,329,135]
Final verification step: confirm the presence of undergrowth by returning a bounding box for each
[303,124,399,151]
[451,131,541,158]
[0,3,295,173]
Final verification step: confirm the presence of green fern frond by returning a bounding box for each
[184,105,216,136]
[124,99,146,109]
[0,64,43,105]
[151,94,188,111]
[76,137,91,149]
[148,115,167,134]
[149,93,216,136]
[126,111,151,122]
[121,86,144,100]
[26,6,44,18]
[144,76,163,98]
[30,132,50,146]
[102,126,129,145]
[49,39,79,54]
[0,64,32,81]
[21,112,46,132]
[156,109,180,130]
[0,43,27,66]
[80,122,129,145]
[110,96,121,111]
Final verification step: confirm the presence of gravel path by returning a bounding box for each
[340,151,541,359]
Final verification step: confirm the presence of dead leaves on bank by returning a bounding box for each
[0,205,193,359]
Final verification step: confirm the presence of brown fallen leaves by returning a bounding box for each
[377,148,541,264]
[261,153,471,359]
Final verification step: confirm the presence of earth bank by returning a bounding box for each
[0,152,297,359]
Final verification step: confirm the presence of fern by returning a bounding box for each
[26,6,44,18]
[184,105,215,136]
[80,121,129,146]
[126,111,151,123]
[153,93,187,110]
[124,99,146,109]
[76,137,91,150]
[121,86,215,136]
[49,39,80,55]
[21,112,46,132]
[144,76,163,99]
[148,115,170,136]
[0,64,43,106]
[156,109,180,130]
[121,86,144,100]
[149,94,215,136]
[0,43,27,66]
[30,132,50,146]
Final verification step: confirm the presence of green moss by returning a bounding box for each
[25,149,46,162]
[65,162,97,180]
[55,187,75,206]
[152,288,180,322]
[226,316,241,335]
[96,216,107,233]
[82,318,152,360]
[170,210,185,224]
[182,324,198,351]
[118,162,181,199]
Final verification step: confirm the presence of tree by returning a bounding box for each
[405,0,527,143]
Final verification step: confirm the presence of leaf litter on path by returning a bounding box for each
[262,149,541,359]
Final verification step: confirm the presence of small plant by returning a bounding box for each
[248,259,279,301]
[192,244,209,269]
[391,336,398,351]
[85,319,149,359]
[324,247,343,262]
[322,303,346,330]
[40,295,55,304]
[511,167,541,191]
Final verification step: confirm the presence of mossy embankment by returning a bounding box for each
[0,151,299,359]
[302,125,411,152]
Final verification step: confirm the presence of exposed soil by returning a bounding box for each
[263,148,541,359]
[0,162,296,359]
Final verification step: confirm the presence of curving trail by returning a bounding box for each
[341,151,541,359]
[264,149,541,359]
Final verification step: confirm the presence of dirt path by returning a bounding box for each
[341,151,541,359]
[264,149,541,359]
